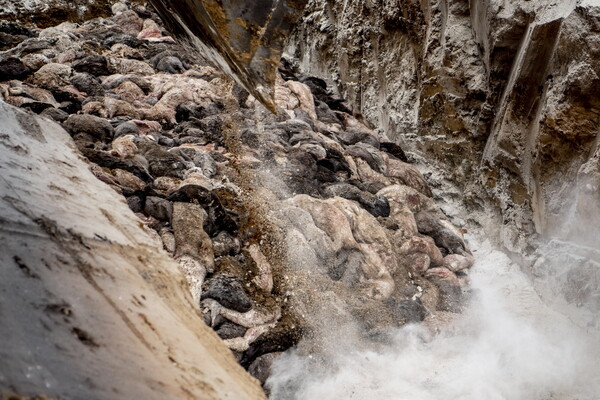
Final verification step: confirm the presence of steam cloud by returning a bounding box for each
[267,238,600,400]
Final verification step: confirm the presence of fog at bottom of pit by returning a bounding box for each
[267,238,600,400]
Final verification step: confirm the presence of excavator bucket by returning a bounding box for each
[148,0,308,111]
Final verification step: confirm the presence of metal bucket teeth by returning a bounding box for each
[149,0,308,112]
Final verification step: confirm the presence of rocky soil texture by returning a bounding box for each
[1,1,475,396]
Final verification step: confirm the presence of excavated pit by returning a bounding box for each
[1,0,600,399]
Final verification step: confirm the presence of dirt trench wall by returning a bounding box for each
[288,0,600,254]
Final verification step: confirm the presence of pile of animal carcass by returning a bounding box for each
[0,1,474,388]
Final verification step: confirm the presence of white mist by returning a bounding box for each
[267,238,600,400]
